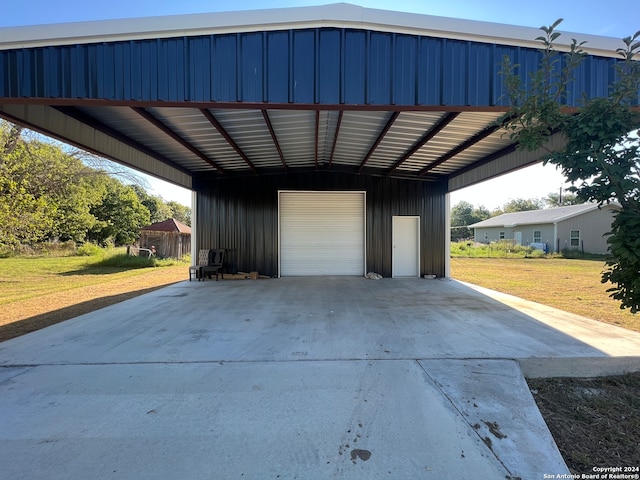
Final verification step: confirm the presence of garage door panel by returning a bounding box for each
[279,192,365,276]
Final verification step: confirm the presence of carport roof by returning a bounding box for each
[0,3,629,192]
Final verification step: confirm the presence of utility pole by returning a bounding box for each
[559,186,562,206]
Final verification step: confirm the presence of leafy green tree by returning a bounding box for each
[450,201,490,241]
[499,21,640,311]
[0,122,102,247]
[545,191,583,207]
[87,177,151,246]
[167,200,191,226]
[0,120,179,248]
[496,198,545,214]
[130,185,172,224]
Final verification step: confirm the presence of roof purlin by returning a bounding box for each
[328,110,343,169]
[261,110,287,171]
[131,107,225,175]
[51,106,194,178]
[388,112,460,175]
[418,121,505,176]
[358,111,400,172]
[200,108,257,174]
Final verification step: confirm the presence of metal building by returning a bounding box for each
[0,4,630,277]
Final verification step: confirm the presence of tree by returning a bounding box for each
[0,123,102,247]
[131,185,173,224]
[0,120,189,248]
[87,177,151,246]
[167,200,191,226]
[499,21,640,311]
[497,198,545,214]
[545,190,583,207]
[450,201,490,241]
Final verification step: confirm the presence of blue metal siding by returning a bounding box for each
[318,29,341,104]
[417,37,442,105]
[343,30,366,104]
[441,39,467,106]
[491,45,516,106]
[212,35,237,102]
[0,27,631,106]
[368,32,391,104]
[188,37,211,102]
[393,35,417,105]
[467,43,492,106]
[267,31,289,103]
[568,56,615,104]
[292,30,315,103]
[240,33,263,103]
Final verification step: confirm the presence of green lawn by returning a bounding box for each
[0,250,185,305]
[451,257,639,333]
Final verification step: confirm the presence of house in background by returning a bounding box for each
[469,203,620,254]
[139,218,191,259]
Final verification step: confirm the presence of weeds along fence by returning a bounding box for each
[451,240,548,258]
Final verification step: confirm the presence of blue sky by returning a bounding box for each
[2,1,637,208]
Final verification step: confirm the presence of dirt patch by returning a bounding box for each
[528,374,640,474]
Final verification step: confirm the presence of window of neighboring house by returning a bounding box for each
[570,230,580,247]
[484,232,488,240]
[499,231,505,239]
[533,230,541,243]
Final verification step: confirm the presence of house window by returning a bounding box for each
[484,233,488,240]
[570,230,580,247]
[499,231,505,240]
[533,230,541,243]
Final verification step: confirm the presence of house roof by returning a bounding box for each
[469,203,619,228]
[141,218,191,233]
[0,3,630,193]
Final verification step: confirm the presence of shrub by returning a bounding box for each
[76,243,104,257]
[94,253,156,268]
[452,240,548,258]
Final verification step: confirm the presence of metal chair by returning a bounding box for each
[188,249,211,281]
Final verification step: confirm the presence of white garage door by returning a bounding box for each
[279,191,365,276]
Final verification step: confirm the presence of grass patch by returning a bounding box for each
[451,257,639,332]
[451,240,550,258]
[0,247,189,306]
[451,240,607,260]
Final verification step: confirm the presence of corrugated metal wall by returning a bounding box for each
[0,28,621,106]
[195,172,448,278]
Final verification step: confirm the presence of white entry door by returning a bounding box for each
[392,216,420,278]
[514,231,523,246]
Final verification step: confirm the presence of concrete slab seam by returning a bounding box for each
[414,359,518,478]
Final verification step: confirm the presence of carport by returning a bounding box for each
[3,7,640,478]
[0,3,625,278]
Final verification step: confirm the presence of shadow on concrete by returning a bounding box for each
[0,285,169,343]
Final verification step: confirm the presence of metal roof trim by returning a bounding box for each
[0,2,627,58]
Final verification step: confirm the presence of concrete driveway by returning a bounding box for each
[1,277,639,479]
